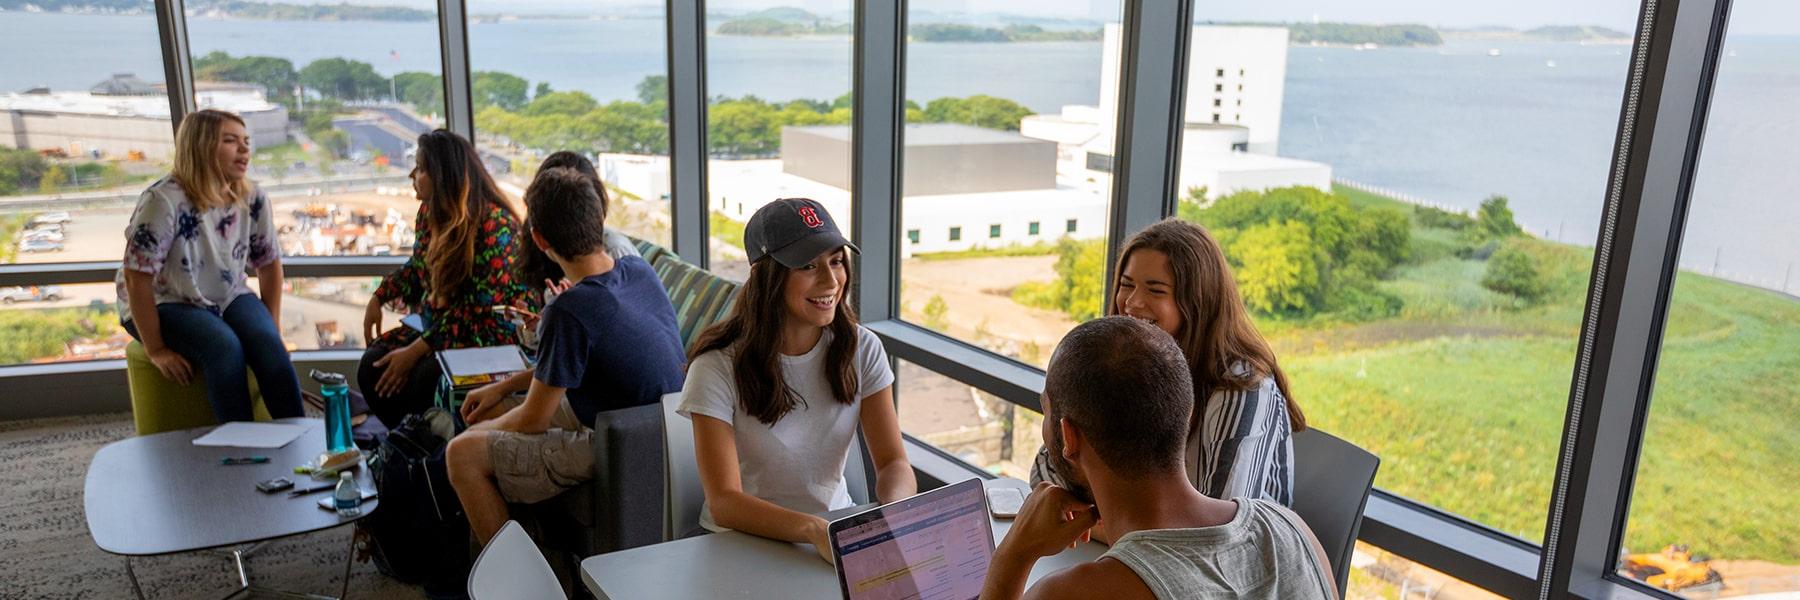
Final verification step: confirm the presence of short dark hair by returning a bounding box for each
[1045,316,1195,478]
[524,167,608,259]
[537,151,609,224]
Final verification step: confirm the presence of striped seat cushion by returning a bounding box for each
[631,237,670,268]
[654,257,741,351]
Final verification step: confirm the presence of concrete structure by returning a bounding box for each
[1093,24,1289,154]
[782,124,1056,196]
[769,124,1100,255]
[1022,24,1328,200]
[900,186,1106,256]
[701,123,1103,257]
[0,74,287,161]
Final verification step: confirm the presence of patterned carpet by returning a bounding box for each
[0,413,426,599]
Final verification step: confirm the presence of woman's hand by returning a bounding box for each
[804,517,835,565]
[362,297,384,345]
[372,341,428,397]
[542,278,572,305]
[146,346,193,385]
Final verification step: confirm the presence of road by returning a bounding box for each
[333,116,417,165]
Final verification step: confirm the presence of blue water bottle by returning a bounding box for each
[311,369,353,454]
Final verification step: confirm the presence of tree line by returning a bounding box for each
[1014,186,1544,324]
[192,52,1038,161]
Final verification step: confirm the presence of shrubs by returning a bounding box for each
[922,295,950,332]
[1474,195,1524,243]
[1414,204,1473,230]
[1188,186,1411,320]
[1482,240,1548,303]
[1233,221,1320,314]
[1010,237,1106,321]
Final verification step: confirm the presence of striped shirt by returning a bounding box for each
[1032,372,1296,507]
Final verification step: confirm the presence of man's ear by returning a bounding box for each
[530,228,554,255]
[1059,417,1083,462]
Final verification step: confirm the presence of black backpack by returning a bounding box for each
[361,408,471,597]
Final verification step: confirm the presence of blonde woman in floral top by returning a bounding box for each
[116,109,303,422]
[358,130,535,428]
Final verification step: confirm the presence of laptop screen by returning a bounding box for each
[830,478,994,600]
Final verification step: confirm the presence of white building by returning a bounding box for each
[1022,24,1329,200]
[741,124,1107,256]
[0,74,287,161]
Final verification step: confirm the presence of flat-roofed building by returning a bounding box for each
[0,74,287,161]
[782,124,1057,196]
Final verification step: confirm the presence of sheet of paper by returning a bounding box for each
[190,421,309,448]
[437,345,527,377]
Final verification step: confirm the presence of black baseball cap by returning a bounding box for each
[744,198,858,268]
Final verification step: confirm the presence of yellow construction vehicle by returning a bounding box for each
[1621,545,1723,592]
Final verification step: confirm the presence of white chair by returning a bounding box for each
[662,390,705,539]
[468,520,565,600]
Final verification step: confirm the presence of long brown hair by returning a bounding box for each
[170,109,252,210]
[412,130,518,302]
[1111,218,1306,431]
[688,252,861,425]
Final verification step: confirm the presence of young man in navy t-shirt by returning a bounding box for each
[446,167,685,545]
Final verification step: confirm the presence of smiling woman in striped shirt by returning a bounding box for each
[1033,218,1305,530]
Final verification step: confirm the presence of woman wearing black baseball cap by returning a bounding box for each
[676,198,916,560]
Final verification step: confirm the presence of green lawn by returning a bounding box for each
[709,211,746,251]
[1258,185,1800,563]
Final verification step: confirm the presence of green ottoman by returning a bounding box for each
[125,340,270,435]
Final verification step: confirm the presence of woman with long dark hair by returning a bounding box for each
[677,199,914,562]
[1033,218,1304,509]
[359,129,533,427]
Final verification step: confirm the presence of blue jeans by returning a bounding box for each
[125,296,304,423]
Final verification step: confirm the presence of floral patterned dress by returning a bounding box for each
[372,202,536,352]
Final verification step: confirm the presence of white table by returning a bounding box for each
[580,478,1105,599]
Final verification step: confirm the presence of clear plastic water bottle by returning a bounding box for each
[334,471,362,518]
[311,369,352,454]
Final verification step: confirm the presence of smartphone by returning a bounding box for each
[256,477,294,494]
[987,487,1026,519]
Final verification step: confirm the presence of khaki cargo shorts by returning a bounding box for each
[488,395,592,504]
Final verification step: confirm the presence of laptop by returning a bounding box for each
[828,478,995,600]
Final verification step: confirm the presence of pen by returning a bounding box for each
[221,456,269,465]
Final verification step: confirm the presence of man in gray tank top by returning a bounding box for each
[981,317,1337,600]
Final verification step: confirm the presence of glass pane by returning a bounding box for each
[0,277,400,365]
[1350,542,1506,600]
[0,13,175,263]
[184,0,447,257]
[895,359,1043,480]
[1620,3,1800,595]
[468,0,672,247]
[896,0,1122,368]
[1173,4,1639,543]
[704,1,854,281]
[0,282,122,364]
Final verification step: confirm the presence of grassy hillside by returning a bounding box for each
[1263,185,1799,562]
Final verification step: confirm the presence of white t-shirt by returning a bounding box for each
[678,325,894,532]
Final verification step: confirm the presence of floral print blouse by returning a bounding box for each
[373,201,535,351]
[115,176,278,323]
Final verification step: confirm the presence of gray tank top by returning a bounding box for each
[1100,499,1333,600]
